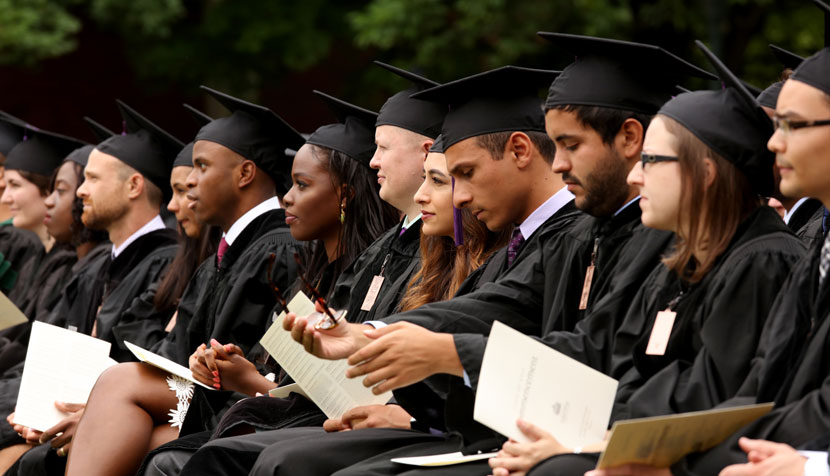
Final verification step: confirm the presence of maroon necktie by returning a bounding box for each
[217,237,229,266]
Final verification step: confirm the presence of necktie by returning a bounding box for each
[820,233,830,289]
[399,225,408,237]
[506,229,525,266]
[217,237,229,266]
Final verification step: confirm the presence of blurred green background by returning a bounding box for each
[0,0,825,141]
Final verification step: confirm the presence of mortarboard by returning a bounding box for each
[0,113,26,158]
[307,91,377,169]
[4,122,87,177]
[96,101,184,199]
[83,117,116,143]
[174,104,215,169]
[658,40,775,195]
[64,145,96,168]
[411,66,559,150]
[196,85,305,194]
[539,33,717,115]
[375,62,446,139]
[790,47,830,97]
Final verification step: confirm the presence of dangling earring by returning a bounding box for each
[339,202,346,224]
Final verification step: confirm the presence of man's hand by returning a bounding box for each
[488,419,572,476]
[718,438,806,476]
[322,404,412,433]
[38,402,86,457]
[282,310,372,360]
[346,322,462,394]
[585,465,673,476]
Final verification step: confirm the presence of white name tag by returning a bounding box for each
[360,275,385,311]
[645,310,676,356]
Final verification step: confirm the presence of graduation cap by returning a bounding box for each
[428,134,445,154]
[790,46,830,97]
[539,33,717,115]
[756,81,784,109]
[183,103,214,128]
[64,145,96,168]
[173,105,215,169]
[658,40,775,196]
[4,122,87,177]
[306,90,378,168]
[96,100,184,200]
[769,45,805,71]
[0,113,26,158]
[195,85,305,194]
[83,117,116,143]
[374,61,446,139]
[411,66,559,150]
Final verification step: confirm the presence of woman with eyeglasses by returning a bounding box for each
[489,44,807,476]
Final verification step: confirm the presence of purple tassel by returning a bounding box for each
[451,177,464,246]
[121,120,127,135]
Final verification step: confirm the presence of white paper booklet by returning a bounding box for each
[0,291,28,332]
[14,322,116,431]
[474,321,618,448]
[391,451,498,467]
[259,292,392,419]
[124,341,214,390]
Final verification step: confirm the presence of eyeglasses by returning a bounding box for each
[772,117,830,134]
[640,153,679,167]
[292,252,347,330]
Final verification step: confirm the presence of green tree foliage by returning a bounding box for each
[0,0,80,64]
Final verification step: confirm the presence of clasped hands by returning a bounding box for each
[188,339,275,396]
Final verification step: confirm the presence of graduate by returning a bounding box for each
[0,121,85,311]
[66,86,306,476]
[492,39,806,476]
[329,61,445,322]
[654,44,830,476]
[0,115,43,297]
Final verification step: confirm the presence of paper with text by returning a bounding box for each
[474,321,618,447]
[391,451,498,467]
[0,291,28,332]
[259,292,392,419]
[124,341,214,390]
[14,322,116,431]
[268,382,309,400]
[596,402,774,469]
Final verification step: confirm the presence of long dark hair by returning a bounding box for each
[298,146,399,298]
[660,116,761,283]
[153,219,221,313]
[399,208,512,311]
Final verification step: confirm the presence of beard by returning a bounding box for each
[81,198,127,231]
[571,148,633,218]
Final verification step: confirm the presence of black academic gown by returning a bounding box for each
[796,206,826,249]
[612,206,804,422]
[154,209,298,366]
[3,225,44,306]
[0,243,76,374]
[788,198,823,235]
[669,223,830,475]
[331,220,422,323]
[86,229,179,361]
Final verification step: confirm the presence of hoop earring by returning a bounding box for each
[339,202,346,224]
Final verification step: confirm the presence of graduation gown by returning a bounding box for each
[0,243,76,374]
[155,209,298,366]
[671,222,830,475]
[788,198,823,235]
[2,224,45,305]
[796,205,826,249]
[613,206,804,421]
[331,220,422,323]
